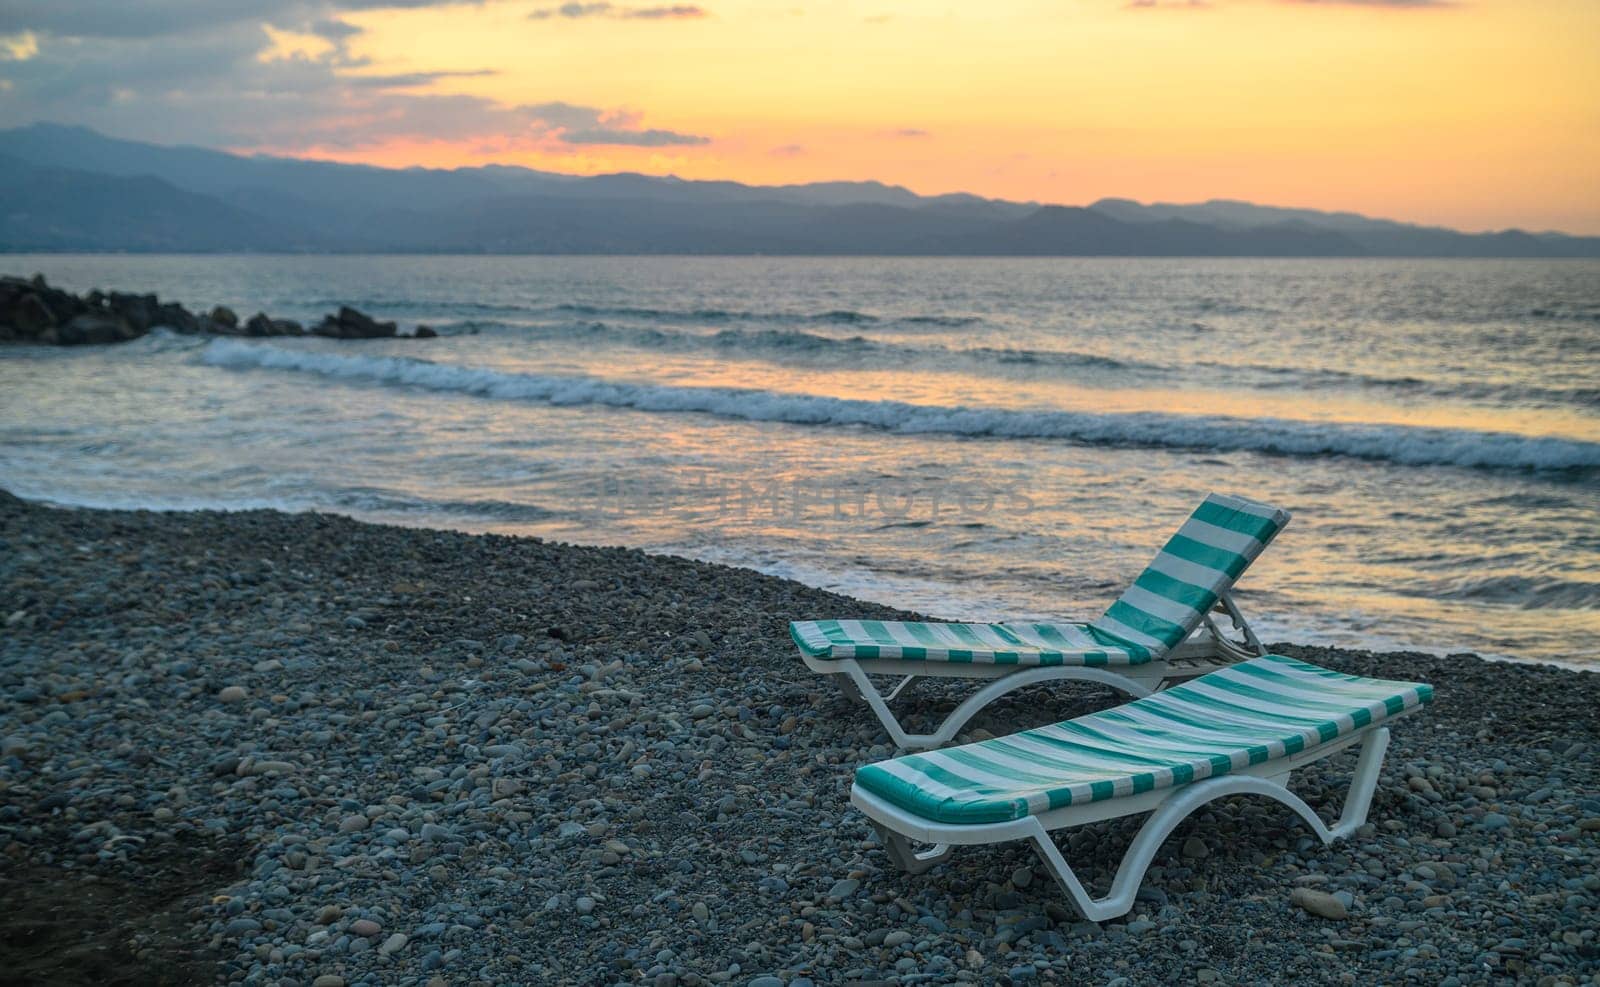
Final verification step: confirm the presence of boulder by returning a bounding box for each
[154,302,201,333]
[414,325,438,339]
[246,312,305,336]
[210,305,239,330]
[10,293,57,337]
[57,313,135,346]
[107,292,161,334]
[314,305,397,339]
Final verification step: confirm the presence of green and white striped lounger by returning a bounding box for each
[852,654,1434,921]
[791,492,1291,750]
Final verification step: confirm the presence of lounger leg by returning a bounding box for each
[871,822,954,875]
[839,663,1157,752]
[1027,729,1392,921]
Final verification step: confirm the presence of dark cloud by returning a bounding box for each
[0,10,711,153]
[311,18,364,40]
[528,2,707,19]
[560,127,710,146]
[0,0,496,40]
[623,5,706,18]
[342,69,498,87]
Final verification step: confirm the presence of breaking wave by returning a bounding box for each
[202,340,1600,473]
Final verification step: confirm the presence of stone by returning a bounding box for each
[350,918,382,937]
[1291,887,1349,920]
[1011,866,1034,888]
[415,325,438,338]
[218,685,249,703]
[58,313,133,345]
[210,306,238,329]
[379,932,408,956]
[1182,837,1209,859]
[312,977,345,987]
[883,930,912,947]
[339,815,370,833]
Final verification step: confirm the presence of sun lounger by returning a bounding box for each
[791,493,1291,750]
[850,654,1433,920]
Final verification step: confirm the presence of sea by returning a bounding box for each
[2,255,1597,666]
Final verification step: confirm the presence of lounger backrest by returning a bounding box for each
[1090,493,1291,657]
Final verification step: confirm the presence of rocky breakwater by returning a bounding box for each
[0,274,436,345]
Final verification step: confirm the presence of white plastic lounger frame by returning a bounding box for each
[794,492,1289,751]
[848,655,1433,921]
[854,726,1389,922]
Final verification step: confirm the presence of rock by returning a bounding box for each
[106,292,160,333]
[1291,887,1349,920]
[316,905,342,924]
[244,312,301,336]
[58,313,134,345]
[339,814,370,833]
[314,305,397,339]
[217,685,249,703]
[575,896,596,915]
[312,977,345,987]
[210,306,238,329]
[10,292,56,335]
[379,932,408,956]
[350,918,382,937]
[415,325,438,338]
[1182,837,1209,859]
[826,878,859,899]
[1011,865,1033,888]
[883,930,912,947]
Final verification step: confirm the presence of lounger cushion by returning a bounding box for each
[854,654,1432,825]
[1091,493,1290,656]
[790,618,1152,667]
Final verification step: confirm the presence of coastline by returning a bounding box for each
[1,492,1595,985]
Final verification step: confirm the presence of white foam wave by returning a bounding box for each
[200,339,1600,472]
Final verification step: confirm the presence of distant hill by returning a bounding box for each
[2,123,1596,256]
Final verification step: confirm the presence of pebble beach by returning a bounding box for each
[1,490,1596,986]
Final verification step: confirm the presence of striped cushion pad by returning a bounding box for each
[1091,492,1290,656]
[790,618,1151,667]
[854,654,1432,825]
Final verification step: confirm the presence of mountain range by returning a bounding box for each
[2,123,1596,257]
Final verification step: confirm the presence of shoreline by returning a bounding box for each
[2,492,1596,984]
[7,486,1595,676]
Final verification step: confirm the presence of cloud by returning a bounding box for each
[888,128,930,138]
[561,127,709,146]
[310,18,364,40]
[1125,0,1211,9]
[1,33,41,60]
[0,0,499,40]
[0,11,711,153]
[529,2,707,19]
[623,5,706,18]
[769,143,805,157]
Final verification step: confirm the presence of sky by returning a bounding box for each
[1,0,1597,234]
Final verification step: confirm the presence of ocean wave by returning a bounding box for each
[458,320,1599,407]
[201,339,1600,473]
[1411,574,1600,610]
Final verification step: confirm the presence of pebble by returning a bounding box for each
[217,685,248,703]
[1291,888,1349,920]
[3,496,1595,987]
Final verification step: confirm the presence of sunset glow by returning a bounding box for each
[4,0,1599,232]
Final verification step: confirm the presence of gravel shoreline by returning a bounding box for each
[1,491,1596,986]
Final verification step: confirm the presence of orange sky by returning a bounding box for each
[250,0,1600,233]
